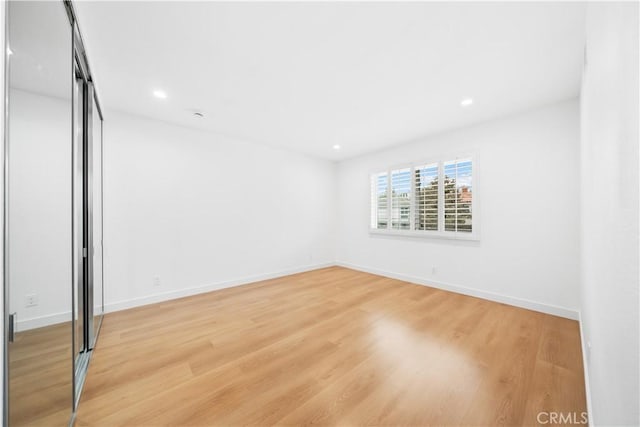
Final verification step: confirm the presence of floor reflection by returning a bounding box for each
[9,322,72,426]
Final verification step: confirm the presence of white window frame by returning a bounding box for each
[369,155,479,241]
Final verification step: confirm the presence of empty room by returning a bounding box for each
[0,0,638,426]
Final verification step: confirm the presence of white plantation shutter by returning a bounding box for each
[370,172,388,229]
[391,168,411,230]
[370,157,475,238]
[443,158,473,233]
[414,164,439,231]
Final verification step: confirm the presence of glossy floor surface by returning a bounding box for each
[75,267,587,426]
[9,322,72,426]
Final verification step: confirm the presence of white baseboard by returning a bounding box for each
[336,261,579,320]
[17,261,579,332]
[578,311,594,425]
[15,262,334,332]
[16,311,71,332]
[103,262,335,314]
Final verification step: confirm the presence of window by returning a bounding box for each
[391,168,411,230]
[370,172,388,229]
[414,163,439,231]
[371,157,475,239]
[444,159,473,233]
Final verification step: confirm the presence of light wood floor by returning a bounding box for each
[9,322,73,426]
[75,267,586,426]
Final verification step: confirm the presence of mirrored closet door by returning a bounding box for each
[4,1,104,424]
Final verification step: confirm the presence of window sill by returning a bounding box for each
[369,228,480,241]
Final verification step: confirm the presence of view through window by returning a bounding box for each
[371,158,474,236]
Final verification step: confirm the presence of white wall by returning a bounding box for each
[8,89,72,330]
[102,110,336,311]
[336,99,581,318]
[580,2,639,425]
[3,90,338,325]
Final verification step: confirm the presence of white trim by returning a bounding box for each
[335,261,579,320]
[578,311,594,425]
[369,228,480,241]
[16,311,71,332]
[106,262,579,321]
[103,262,334,314]
[15,262,334,331]
[16,261,580,332]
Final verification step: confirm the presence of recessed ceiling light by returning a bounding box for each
[153,89,167,99]
[460,98,473,107]
[333,144,341,150]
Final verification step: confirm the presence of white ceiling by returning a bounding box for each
[74,1,586,161]
[9,1,72,99]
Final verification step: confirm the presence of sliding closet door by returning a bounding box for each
[72,64,86,369]
[72,35,104,399]
[91,94,104,341]
[72,58,95,396]
[5,2,106,423]
[6,1,73,425]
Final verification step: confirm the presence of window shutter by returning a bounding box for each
[443,159,473,233]
[390,168,411,230]
[371,172,388,229]
[370,157,475,238]
[414,164,439,231]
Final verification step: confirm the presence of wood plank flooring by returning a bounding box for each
[9,322,73,426]
[75,267,587,426]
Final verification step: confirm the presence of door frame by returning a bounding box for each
[71,16,104,411]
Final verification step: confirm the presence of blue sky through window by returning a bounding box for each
[445,160,472,188]
[392,169,411,194]
[418,165,438,187]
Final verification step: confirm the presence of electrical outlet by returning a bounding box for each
[25,293,38,307]
[432,266,437,275]
[153,276,161,287]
